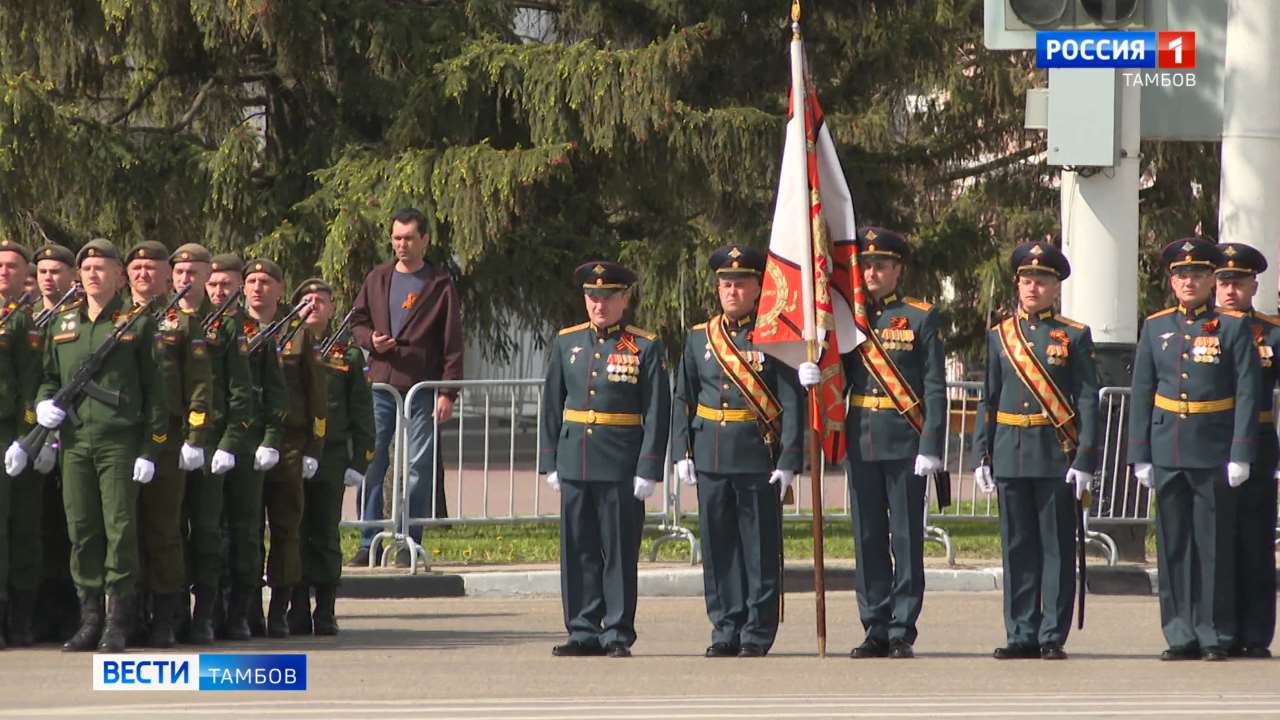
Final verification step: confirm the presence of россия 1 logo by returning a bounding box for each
[1036,31,1196,69]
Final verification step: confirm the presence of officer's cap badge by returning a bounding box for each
[592,264,605,275]
[1224,246,1238,257]
[728,247,742,259]
[1181,241,1195,252]
[1030,244,1043,255]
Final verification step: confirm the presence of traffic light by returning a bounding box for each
[1004,0,1146,31]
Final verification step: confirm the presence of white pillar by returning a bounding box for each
[1219,0,1280,314]
[1060,73,1140,346]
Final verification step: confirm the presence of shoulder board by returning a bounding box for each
[625,325,656,340]
[1255,313,1280,328]
[1219,309,1245,318]
[1146,307,1176,320]
[902,297,933,311]
[558,321,590,336]
[1054,314,1086,330]
[691,321,707,331]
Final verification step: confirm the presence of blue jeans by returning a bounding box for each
[359,387,448,549]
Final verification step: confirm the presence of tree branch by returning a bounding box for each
[929,143,1044,185]
[109,73,169,125]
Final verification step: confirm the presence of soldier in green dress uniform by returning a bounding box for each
[973,242,1099,660]
[1213,242,1279,659]
[540,261,670,658]
[670,245,804,658]
[1128,237,1260,661]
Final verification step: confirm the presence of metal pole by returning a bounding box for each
[1219,0,1280,313]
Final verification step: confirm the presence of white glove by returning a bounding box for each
[36,400,65,429]
[33,441,56,475]
[253,446,280,472]
[210,449,236,475]
[132,457,155,484]
[4,442,27,476]
[545,471,561,492]
[302,456,319,480]
[178,443,205,472]
[1134,462,1153,489]
[797,361,822,389]
[674,458,697,486]
[1227,461,1250,488]
[1065,468,1092,500]
[769,469,795,496]
[633,476,656,500]
[974,465,995,494]
[343,468,363,487]
[914,454,943,477]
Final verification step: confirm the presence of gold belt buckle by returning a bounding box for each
[1177,401,1190,414]
[585,409,597,424]
[712,409,725,421]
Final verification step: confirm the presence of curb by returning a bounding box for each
[339,564,1166,599]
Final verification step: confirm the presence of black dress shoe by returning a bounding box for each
[1160,645,1201,661]
[993,644,1040,660]
[605,642,631,658]
[738,644,767,658]
[1040,643,1068,660]
[1244,646,1273,659]
[705,642,739,658]
[888,639,914,659]
[1228,645,1246,658]
[1202,646,1228,662]
[850,638,890,658]
[552,641,605,657]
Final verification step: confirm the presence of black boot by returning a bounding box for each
[287,585,312,636]
[98,594,134,653]
[223,587,251,641]
[7,590,34,647]
[148,593,177,649]
[266,587,290,639]
[187,586,216,645]
[247,586,267,638]
[62,593,104,652]
[175,588,192,642]
[312,585,339,636]
[55,580,81,642]
[127,592,150,647]
[212,585,227,639]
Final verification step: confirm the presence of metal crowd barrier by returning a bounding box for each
[339,382,403,565]
[349,376,1264,574]
[358,379,692,574]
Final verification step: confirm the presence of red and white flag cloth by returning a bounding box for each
[754,19,865,464]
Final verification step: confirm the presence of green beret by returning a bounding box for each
[0,240,32,264]
[125,240,169,265]
[209,253,244,274]
[34,243,75,267]
[245,258,284,283]
[170,243,212,265]
[76,238,121,266]
[291,277,332,305]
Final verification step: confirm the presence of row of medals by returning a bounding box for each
[607,353,640,384]
[1045,343,1069,366]
[879,327,914,352]
[1191,336,1220,364]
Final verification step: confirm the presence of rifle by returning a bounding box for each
[34,285,82,329]
[153,285,191,319]
[246,297,310,354]
[318,306,356,356]
[0,292,36,332]
[275,300,315,353]
[200,288,242,333]
[18,297,156,458]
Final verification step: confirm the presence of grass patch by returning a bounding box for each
[341,514,1030,565]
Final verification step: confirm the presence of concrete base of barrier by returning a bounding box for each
[338,563,1181,599]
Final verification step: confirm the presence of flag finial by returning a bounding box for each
[791,0,801,25]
